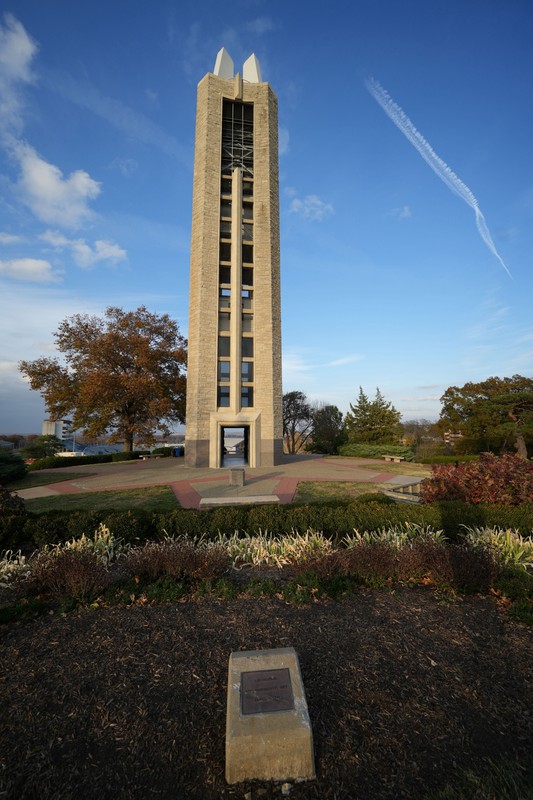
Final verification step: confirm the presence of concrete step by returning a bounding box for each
[199,495,280,508]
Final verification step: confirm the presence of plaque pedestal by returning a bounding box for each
[225,647,315,784]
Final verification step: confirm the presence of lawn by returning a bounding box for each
[24,485,179,513]
[354,460,432,477]
[294,480,393,503]
[9,472,93,490]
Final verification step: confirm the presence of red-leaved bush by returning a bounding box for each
[420,452,533,505]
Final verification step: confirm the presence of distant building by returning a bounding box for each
[184,48,282,468]
[443,431,463,447]
[0,439,15,450]
[42,419,70,442]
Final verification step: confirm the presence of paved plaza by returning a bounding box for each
[16,455,422,509]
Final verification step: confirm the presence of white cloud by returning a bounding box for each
[246,17,274,35]
[0,257,62,283]
[15,142,101,228]
[40,229,127,268]
[325,355,364,368]
[389,205,412,220]
[279,126,289,155]
[110,157,138,177]
[400,394,441,403]
[0,231,22,244]
[0,13,38,135]
[45,67,190,166]
[289,194,334,222]
[366,76,512,278]
[0,17,104,232]
[283,348,364,390]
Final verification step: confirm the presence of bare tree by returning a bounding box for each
[282,391,314,454]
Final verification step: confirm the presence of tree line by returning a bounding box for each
[16,306,533,459]
[284,377,533,459]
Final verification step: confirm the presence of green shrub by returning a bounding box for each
[282,578,315,604]
[208,505,251,534]
[194,576,238,600]
[111,451,147,462]
[157,509,212,538]
[0,451,27,484]
[338,443,415,461]
[420,455,479,465]
[28,454,113,470]
[0,515,29,552]
[15,499,533,553]
[0,486,26,516]
[246,578,278,597]
[494,568,533,601]
[151,447,173,457]
[64,511,105,540]
[353,492,396,505]
[247,503,287,533]
[144,575,187,601]
[100,510,156,545]
[508,599,533,625]
[26,512,70,547]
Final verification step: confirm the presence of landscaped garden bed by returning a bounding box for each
[1,584,532,799]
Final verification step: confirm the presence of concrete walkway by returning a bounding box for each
[16,455,425,509]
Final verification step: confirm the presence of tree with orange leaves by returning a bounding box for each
[19,306,187,451]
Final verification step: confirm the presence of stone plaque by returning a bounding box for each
[241,668,294,715]
[226,648,315,783]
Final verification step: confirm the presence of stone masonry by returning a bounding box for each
[185,56,283,468]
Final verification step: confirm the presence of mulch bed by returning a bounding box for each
[1,588,532,799]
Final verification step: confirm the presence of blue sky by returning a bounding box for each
[1,0,532,434]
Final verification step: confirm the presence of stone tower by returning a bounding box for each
[184,49,283,468]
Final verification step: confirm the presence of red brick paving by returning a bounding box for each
[169,481,202,509]
[274,477,299,504]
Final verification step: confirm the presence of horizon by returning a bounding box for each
[1,1,532,434]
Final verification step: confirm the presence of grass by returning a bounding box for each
[24,485,179,513]
[294,480,392,502]
[355,460,432,477]
[8,472,93,490]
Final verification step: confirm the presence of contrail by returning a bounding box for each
[366,77,512,278]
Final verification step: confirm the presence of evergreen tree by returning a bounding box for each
[344,387,402,444]
[307,405,347,454]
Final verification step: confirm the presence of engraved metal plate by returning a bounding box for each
[241,668,294,715]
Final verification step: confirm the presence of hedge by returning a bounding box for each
[420,455,480,465]
[2,499,532,553]
[338,443,415,461]
[151,447,174,457]
[27,451,149,471]
[0,451,27,484]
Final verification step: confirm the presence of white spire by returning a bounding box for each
[243,53,262,83]
[213,47,234,79]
